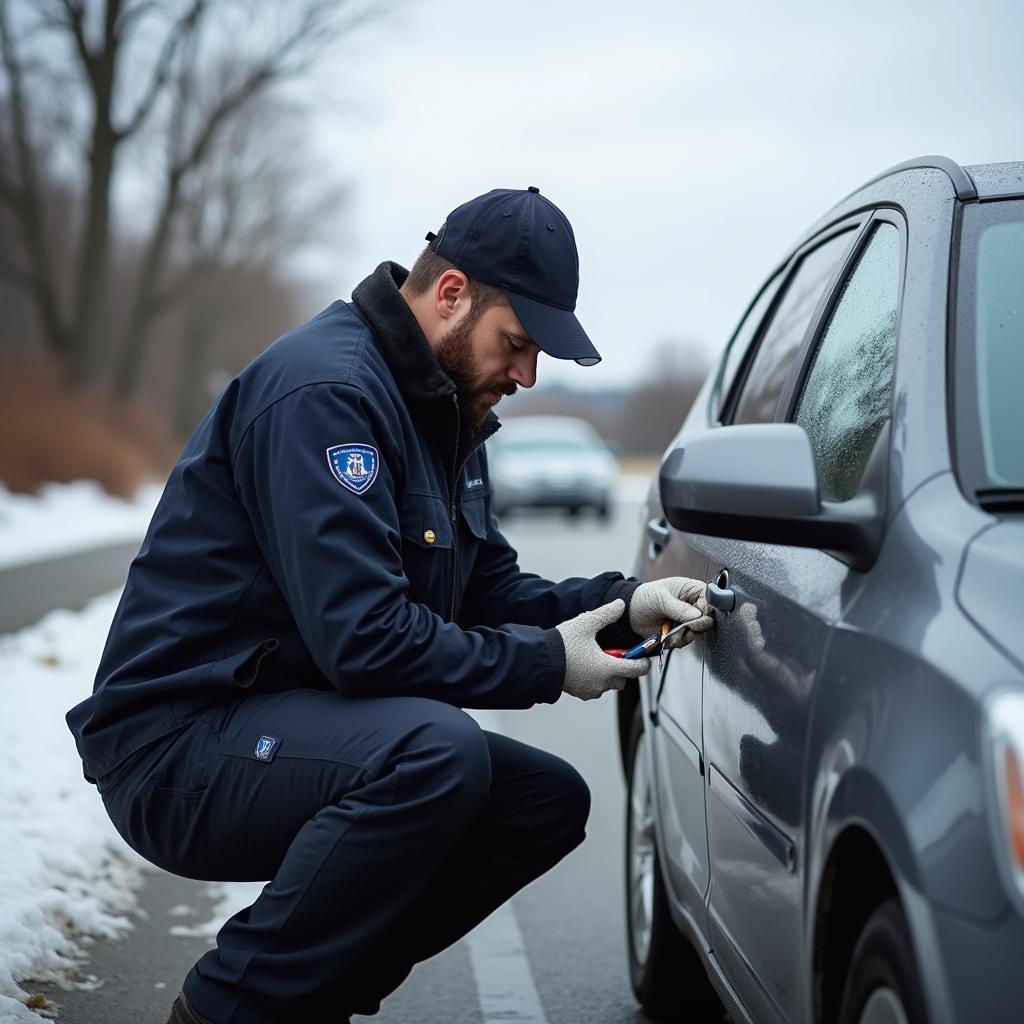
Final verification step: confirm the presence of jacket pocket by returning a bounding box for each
[460,494,490,540]
[400,492,453,549]
[399,492,453,609]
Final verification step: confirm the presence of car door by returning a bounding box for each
[641,267,788,932]
[701,216,905,1024]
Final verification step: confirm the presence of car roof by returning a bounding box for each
[963,160,1024,199]
[844,156,1024,203]
[776,157,1023,270]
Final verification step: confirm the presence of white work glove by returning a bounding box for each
[629,577,715,646]
[556,599,651,701]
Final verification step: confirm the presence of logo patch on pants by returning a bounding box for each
[326,444,379,495]
[254,735,281,761]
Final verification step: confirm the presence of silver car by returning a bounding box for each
[617,157,1024,1024]
[489,415,617,520]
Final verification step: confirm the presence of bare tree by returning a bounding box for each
[616,338,711,454]
[0,0,383,392]
[168,89,348,432]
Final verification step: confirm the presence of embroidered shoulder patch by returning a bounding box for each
[254,735,281,761]
[327,443,379,495]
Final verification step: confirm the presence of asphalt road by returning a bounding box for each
[0,541,140,633]
[29,495,731,1024]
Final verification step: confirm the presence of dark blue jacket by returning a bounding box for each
[67,263,639,783]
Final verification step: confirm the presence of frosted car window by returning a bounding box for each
[795,223,901,502]
[732,230,855,425]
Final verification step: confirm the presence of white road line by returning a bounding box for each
[465,900,549,1024]
[463,710,546,1020]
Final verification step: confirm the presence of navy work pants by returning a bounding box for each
[98,690,590,1024]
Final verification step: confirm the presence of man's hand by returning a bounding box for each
[556,599,651,701]
[629,577,714,643]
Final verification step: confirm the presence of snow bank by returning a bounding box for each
[0,482,161,572]
[0,592,147,1023]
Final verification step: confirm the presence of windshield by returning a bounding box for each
[956,200,1024,495]
[495,437,599,455]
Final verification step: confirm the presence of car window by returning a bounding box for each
[716,271,785,420]
[794,222,901,502]
[732,229,855,425]
[961,206,1024,489]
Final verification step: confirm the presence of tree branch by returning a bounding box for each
[0,0,67,350]
[53,0,94,79]
[115,0,207,141]
[170,7,334,183]
[113,0,161,41]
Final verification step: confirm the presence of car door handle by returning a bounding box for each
[646,517,671,551]
[705,578,736,613]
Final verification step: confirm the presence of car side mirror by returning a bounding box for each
[658,423,885,572]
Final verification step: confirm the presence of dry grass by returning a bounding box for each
[0,353,181,497]
[617,454,661,477]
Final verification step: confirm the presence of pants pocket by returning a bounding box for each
[148,720,213,797]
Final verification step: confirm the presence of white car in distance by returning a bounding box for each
[487,416,619,521]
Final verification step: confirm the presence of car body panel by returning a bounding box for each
[957,519,1024,674]
[812,474,1012,920]
[700,539,849,1022]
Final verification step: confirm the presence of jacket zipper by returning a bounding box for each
[447,394,494,622]
[448,396,462,621]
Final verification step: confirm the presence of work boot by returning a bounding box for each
[166,990,351,1024]
[166,991,218,1024]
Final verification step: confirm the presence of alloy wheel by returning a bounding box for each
[628,730,657,967]
[858,987,909,1024]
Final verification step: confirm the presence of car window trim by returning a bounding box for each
[777,209,908,425]
[710,268,786,424]
[719,261,795,425]
[721,216,866,427]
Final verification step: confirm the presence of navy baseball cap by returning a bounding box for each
[425,187,601,366]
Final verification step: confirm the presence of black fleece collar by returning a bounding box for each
[352,261,456,406]
[351,261,500,447]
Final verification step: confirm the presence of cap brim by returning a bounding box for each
[503,289,601,366]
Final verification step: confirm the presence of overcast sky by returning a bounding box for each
[305,0,1023,390]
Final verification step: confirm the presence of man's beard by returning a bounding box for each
[435,314,517,430]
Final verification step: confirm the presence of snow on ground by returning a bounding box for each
[0,592,147,1024]
[0,481,162,572]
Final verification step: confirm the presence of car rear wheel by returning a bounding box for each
[838,899,926,1024]
[625,706,721,1021]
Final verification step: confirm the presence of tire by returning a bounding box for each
[625,706,722,1021]
[596,502,611,521]
[838,899,927,1024]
